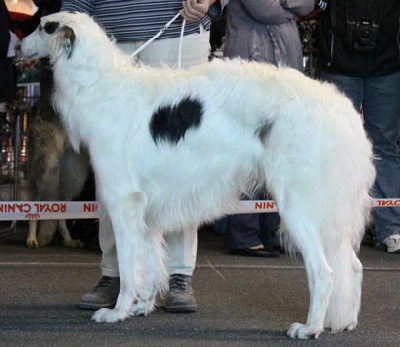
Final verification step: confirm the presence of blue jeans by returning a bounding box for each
[225,190,280,250]
[319,70,400,243]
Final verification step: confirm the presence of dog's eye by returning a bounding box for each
[44,21,59,34]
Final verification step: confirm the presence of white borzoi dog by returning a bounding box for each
[21,12,375,339]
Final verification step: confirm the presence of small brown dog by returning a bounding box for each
[26,65,90,248]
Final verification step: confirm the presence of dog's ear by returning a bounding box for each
[58,26,76,59]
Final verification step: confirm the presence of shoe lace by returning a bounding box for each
[95,276,118,290]
[169,274,188,292]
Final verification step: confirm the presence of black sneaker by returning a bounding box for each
[79,276,120,310]
[164,274,197,313]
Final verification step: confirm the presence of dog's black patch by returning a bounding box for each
[44,21,59,34]
[150,97,203,145]
[256,120,274,143]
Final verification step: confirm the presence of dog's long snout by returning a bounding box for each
[20,33,42,59]
[21,23,76,60]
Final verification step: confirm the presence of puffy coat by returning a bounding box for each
[223,0,314,72]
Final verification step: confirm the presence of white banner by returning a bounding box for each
[0,199,399,221]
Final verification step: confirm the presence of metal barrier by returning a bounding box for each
[0,83,38,232]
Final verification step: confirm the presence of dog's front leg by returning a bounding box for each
[27,220,39,248]
[130,230,167,316]
[92,192,150,323]
[58,220,84,248]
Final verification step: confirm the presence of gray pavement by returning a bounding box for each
[0,222,399,347]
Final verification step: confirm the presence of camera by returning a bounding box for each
[345,17,379,53]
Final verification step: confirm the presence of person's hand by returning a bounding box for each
[181,0,213,22]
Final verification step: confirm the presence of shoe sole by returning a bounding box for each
[387,248,400,254]
[229,249,280,258]
[80,302,197,313]
[164,305,197,313]
[375,242,400,254]
[79,302,116,310]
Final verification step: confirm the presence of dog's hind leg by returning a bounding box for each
[324,244,362,333]
[38,220,57,246]
[58,220,84,248]
[92,191,159,323]
[282,209,334,339]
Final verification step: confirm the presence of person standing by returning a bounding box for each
[223,0,314,257]
[60,0,227,312]
[316,0,400,254]
[0,0,17,115]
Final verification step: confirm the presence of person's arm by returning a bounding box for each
[181,0,226,22]
[60,0,95,15]
[0,0,12,57]
[237,0,295,24]
[238,0,313,24]
[0,25,10,58]
[279,0,314,17]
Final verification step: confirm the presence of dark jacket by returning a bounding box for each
[317,0,400,77]
[0,0,16,103]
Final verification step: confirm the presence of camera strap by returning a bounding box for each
[330,0,337,30]
[328,0,337,60]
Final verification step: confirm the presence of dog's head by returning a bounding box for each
[21,12,98,62]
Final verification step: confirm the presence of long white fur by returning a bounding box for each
[21,12,376,339]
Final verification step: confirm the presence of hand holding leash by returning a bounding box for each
[181,0,213,21]
[130,1,215,60]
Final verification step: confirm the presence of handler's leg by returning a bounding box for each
[80,214,120,310]
[120,29,209,313]
[82,29,210,312]
[164,229,198,312]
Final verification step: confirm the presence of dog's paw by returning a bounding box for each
[326,321,357,334]
[91,308,128,323]
[287,322,323,339]
[38,233,54,247]
[345,322,357,332]
[63,238,84,249]
[26,238,39,249]
[130,299,156,317]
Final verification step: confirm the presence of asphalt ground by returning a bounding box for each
[0,222,399,347]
